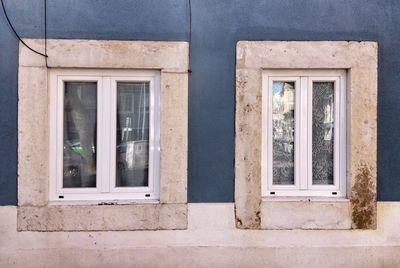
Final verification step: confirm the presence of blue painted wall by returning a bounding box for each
[0,0,399,204]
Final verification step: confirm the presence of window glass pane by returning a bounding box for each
[116,82,150,187]
[63,82,97,188]
[272,81,295,185]
[312,81,334,185]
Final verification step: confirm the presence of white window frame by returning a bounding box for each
[49,69,160,202]
[262,69,346,197]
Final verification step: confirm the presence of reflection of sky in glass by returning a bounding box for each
[273,82,283,94]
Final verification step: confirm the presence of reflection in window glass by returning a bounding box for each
[312,82,334,185]
[272,82,295,185]
[116,82,149,187]
[63,82,97,188]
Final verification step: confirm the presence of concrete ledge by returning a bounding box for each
[3,246,400,268]
[261,200,351,229]
[2,203,400,267]
[17,204,187,231]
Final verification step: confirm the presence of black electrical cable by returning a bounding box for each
[44,0,48,67]
[1,0,48,58]
[188,0,192,73]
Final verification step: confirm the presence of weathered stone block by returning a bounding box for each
[17,204,187,231]
[160,71,188,204]
[261,200,351,229]
[18,67,49,206]
[236,41,377,69]
[235,69,262,229]
[20,39,189,71]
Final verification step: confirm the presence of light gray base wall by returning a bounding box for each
[2,202,400,267]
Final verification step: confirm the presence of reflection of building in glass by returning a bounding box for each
[272,82,295,154]
[116,82,150,187]
[117,83,150,143]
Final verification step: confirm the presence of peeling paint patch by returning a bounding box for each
[351,163,376,229]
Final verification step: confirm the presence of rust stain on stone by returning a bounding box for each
[351,163,376,229]
[235,216,243,228]
[234,202,261,229]
[236,72,248,91]
[243,103,254,113]
[255,210,261,224]
[235,213,261,229]
[234,204,243,228]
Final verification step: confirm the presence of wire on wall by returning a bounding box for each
[188,0,192,73]
[1,0,48,62]
[44,0,48,67]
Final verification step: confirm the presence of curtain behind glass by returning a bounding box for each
[312,82,334,185]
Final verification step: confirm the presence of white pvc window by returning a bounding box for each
[262,70,346,197]
[49,69,160,201]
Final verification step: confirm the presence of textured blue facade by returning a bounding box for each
[0,0,399,204]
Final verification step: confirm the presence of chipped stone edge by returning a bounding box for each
[235,41,377,230]
[18,39,189,231]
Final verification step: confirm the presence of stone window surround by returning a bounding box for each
[235,41,377,230]
[17,39,188,231]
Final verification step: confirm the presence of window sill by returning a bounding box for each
[48,199,160,206]
[262,196,349,202]
[18,203,187,231]
[260,198,351,230]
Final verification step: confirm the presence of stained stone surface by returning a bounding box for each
[261,200,351,229]
[234,68,262,229]
[235,41,377,230]
[18,67,49,206]
[20,39,189,72]
[236,41,377,69]
[160,71,188,204]
[18,204,187,231]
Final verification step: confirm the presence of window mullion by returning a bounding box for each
[56,77,64,195]
[336,74,346,194]
[299,77,309,190]
[153,74,161,199]
[100,76,112,193]
[109,77,118,193]
[267,77,274,191]
[307,77,314,191]
[148,78,155,194]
